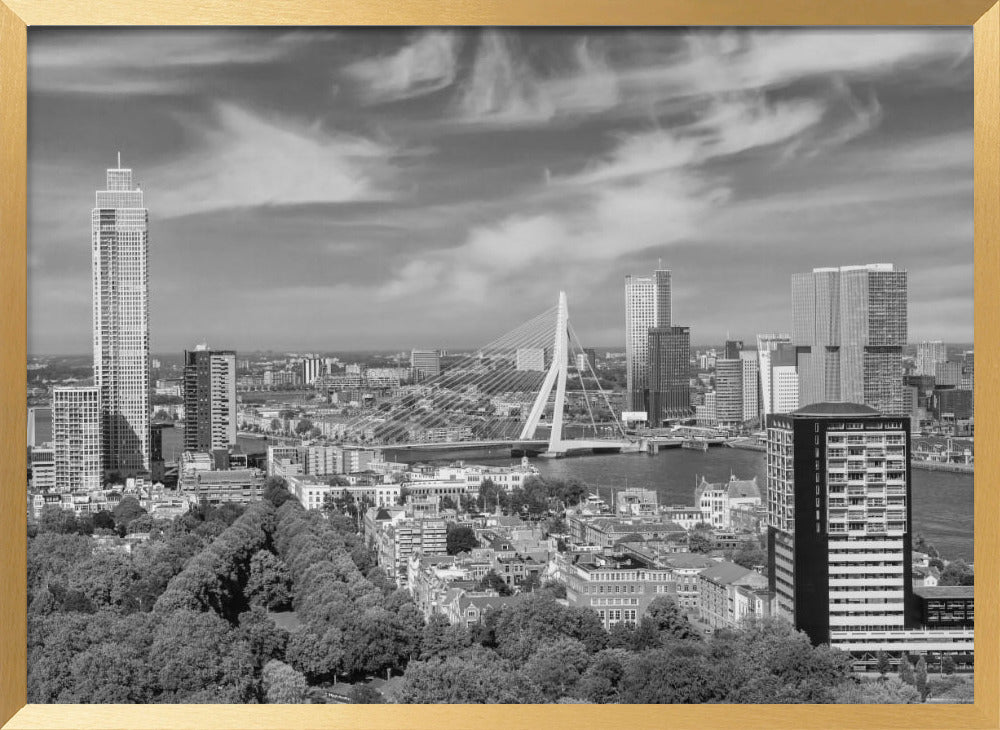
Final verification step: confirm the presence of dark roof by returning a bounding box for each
[914,585,974,599]
[699,561,754,585]
[791,402,881,417]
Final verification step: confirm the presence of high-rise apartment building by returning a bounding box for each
[756,333,792,421]
[183,346,237,452]
[792,264,907,416]
[301,358,325,385]
[52,386,102,493]
[92,156,150,473]
[624,268,671,412]
[915,341,946,377]
[771,344,800,415]
[648,326,692,425]
[411,349,441,379]
[766,403,912,646]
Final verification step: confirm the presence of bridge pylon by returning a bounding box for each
[518,291,569,454]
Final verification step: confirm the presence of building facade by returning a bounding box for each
[756,333,792,422]
[740,350,759,424]
[647,326,692,425]
[714,358,744,427]
[624,269,671,413]
[767,402,913,646]
[52,386,102,493]
[411,350,441,379]
[183,346,237,452]
[92,158,150,473]
[792,264,908,416]
[915,341,946,377]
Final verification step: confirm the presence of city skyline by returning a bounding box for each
[28,28,974,354]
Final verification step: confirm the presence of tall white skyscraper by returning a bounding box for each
[624,268,670,413]
[756,333,792,421]
[92,156,150,473]
[183,345,237,452]
[739,350,759,424]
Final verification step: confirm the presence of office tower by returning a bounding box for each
[935,361,962,388]
[766,403,912,646]
[92,156,150,473]
[301,358,325,385]
[915,341,946,377]
[724,339,744,360]
[183,345,237,452]
[792,264,907,416]
[624,268,670,412]
[516,347,546,372]
[411,349,441,379]
[52,386,103,493]
[756,333,792,421]
[714,358,743,427]
[648,326,692,425]
[771,344,800,414]
[740,351,759,424]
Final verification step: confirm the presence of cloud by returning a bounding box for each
[29,29,319,96]
[343,31,461,104]
[452,32,620,127]
[152,104,398,217]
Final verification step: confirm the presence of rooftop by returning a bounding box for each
[914,585,975,599]
[790,402,882,417]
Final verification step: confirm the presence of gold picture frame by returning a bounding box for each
[1,1,997,728]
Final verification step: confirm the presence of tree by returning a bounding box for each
[294,418,314,436]
[263,477,294,508]
[238,606,289,671]
[644,596,699,640]
[285,625,346,684]
[875,650,892,677]
[246,550,292,610]
[38,505,79,535]
[899,656,916,686]
[620,648,715,703]
[446,524,478,555]
[835,676,921,704]
[477,570,513,596]
[439,495,457,511]
[915,656,929,701]
[113,497,147,531]
[688,528,713,553]
[93,510,116,531]
[939,560,974,586]
[477,479,507,512]
[942,655,957,675]
[349,684,385,704]
[396,650,541,703]
[270,418,283,433]
[262,660,308,704]
[522,639,590,701]
[577,649,630,703]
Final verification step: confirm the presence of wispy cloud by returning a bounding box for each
[152,104,398,217]
[343,30,461,104]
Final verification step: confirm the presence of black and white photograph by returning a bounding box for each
[25,27,974,704]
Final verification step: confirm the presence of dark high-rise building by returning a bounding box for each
[183,346,237,452]
[648,326,692,425]
[624,268,671,413]
[766,403,913,647]
[714,358,743,426]
[723,339,744,360]
[792,264,907,416]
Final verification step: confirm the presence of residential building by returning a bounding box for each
[714,358,744,427]
[659,552,718,610]
[30,446,56,492]
[177,467,265,505]
[301,358,325,384]
[740,350,759,424]
[911,585,974,629]
[624,268,670,412]
[771,343,800,414]
[935,361,962,388]
[183,345,237,452]
[92,156,150,473]
[792,264,908,416]
[647,326,692,424]
[615,488,658,516]
[695,474,762,530]
[698,560,769,630]
[52,386,102,493]
[561,551,677,629]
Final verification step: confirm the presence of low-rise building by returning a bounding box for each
[697,560,768,630]
[695,474,761,530]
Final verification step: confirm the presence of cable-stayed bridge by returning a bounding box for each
[336,292,638,458]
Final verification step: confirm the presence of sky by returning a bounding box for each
[27,28,974,355]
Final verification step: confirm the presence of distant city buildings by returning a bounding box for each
[411,349,441,379]
[756,333,792,421]
[92,157,150,474]
[183,345,237,452]
[915,341,947,377]
[52,386,102,493]
[792,264,908,416]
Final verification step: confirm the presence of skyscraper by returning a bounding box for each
[714,358,743,427]
[411,349,441,379]
[183,345,237,452]
[52,386,102,493]
[648,326,692,424]
[915,341,946,377]
[770,344,800,415]
[92,156,150,474]
[766,403,912,646]
[739,350,759,424]
[756,333,792,421]
[792,264,907,416]
[624,268,670,412]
